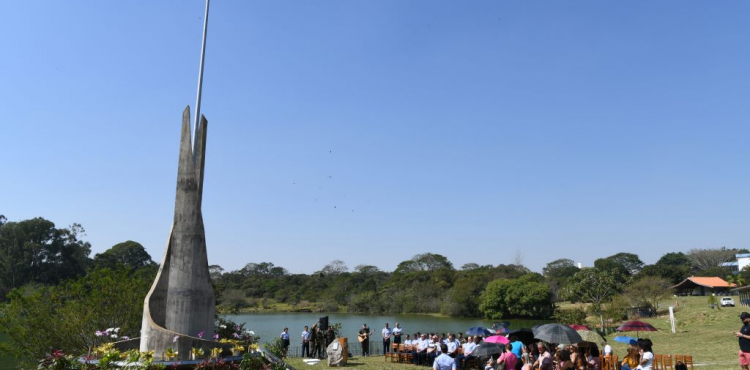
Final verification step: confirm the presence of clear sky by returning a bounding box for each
[3,1,750,275]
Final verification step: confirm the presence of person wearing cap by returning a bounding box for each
[735,312,750,370]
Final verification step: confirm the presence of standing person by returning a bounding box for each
[301,325,311,357]
[434,344,457,370]
[382,323,392,354]
[315,324,326,359]
[280,327,290,356]
[532,343,552,370]
[358,323,371,357]
[498,343,518,370]
[309,324,318,358]
[737,312,750,370]
[636,339,653,370]
[326,326,336,347]
[603,340,613,358]
[393,322,403,345]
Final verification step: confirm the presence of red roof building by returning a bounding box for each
[671,276,737,296]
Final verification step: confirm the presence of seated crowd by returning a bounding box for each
[393,332,657,370]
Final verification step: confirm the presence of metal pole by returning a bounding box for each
[193,0,210,149]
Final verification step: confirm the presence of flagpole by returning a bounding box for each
[193,0,210,149]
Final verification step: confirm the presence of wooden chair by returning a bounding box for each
[674,355,694,370]
[610,355,619,370]
[662,355,673,370]
[654,354,664,370]
[384,343,399,362]
[398,344,414,364]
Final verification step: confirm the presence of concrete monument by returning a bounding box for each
[139,107,217,358]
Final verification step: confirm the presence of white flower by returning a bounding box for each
[114,327,120,333]
[95,331,103,337]
[107,328,115,333]
[249,331,255,335]
[122,336,130,340]
[219,325,227,329]
[111,334,118,339]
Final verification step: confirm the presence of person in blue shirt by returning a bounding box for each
[510,336,523,369]
[434,343,457,370]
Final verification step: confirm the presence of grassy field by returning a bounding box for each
[286,296,743,370]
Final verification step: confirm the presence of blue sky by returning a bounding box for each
[3,1,750,274]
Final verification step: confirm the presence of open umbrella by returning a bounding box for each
[484,335,510,345]
[533,324,583,345]
[466,327,494,337]
[494,326,510,335]
[472,343,505,357]
[508,328,535,345]
[613,336,638,345]
[569,324,590,331]
[617,320,657,336]
[576,330,605,345]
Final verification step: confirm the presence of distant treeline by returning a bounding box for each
[1,214,748,322]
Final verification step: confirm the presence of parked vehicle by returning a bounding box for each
[721,297,735,307]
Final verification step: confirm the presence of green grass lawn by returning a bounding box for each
[286,297,744,370]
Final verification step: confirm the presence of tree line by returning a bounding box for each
[2,214,748,322]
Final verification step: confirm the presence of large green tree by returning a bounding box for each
[561,268,621,329]
[394,253,454,273]
[479,273,554,319]
[623,276,673,315]
[93,240,155,270]
[640,252,692,284]
[0,217,91,290]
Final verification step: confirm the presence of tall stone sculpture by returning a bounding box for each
[140,107,216,357]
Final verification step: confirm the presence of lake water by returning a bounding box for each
[227,312,549,356]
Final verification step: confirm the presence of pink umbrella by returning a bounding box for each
[484,335,510,345]
[569,324,590,331]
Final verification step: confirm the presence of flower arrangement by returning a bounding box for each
[191,347,205,360]
[210,347,221,359]
[164,347,178,361]
[232,345,244,356]
[140,350,155,363]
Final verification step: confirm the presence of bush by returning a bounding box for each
[0,268,153,366]
[553,307,587,325]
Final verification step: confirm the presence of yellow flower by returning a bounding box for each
[140,350,154,361]
[191,347,205,356]
[210,347,221,358]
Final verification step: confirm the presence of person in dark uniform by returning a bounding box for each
[358,323,371,357]
[315,324,326,359]
[735,312,750,370]
[326,326,336,347]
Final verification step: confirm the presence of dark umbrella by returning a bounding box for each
[533,324,584,345]
[616,320,657,337]
[466,327,493,337]
[472,342,505,357]
[508,328,535,345]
